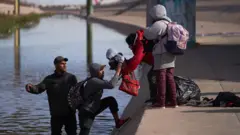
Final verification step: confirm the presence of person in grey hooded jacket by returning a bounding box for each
[144,4,177,108]
[78,58,130,135]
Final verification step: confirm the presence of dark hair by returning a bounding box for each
[125,33,137,46]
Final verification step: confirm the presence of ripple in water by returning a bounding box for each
[0,16,132,135]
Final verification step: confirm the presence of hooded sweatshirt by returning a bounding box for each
[122,30,154,75]
[144,4,176,70]
[82,63,119,113]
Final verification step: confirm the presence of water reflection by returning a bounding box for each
[0,16,132,135]
[14,28,21,86]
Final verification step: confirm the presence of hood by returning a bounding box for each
[89,63,105,77]
[106,48,118,60]
[149,4,171,22]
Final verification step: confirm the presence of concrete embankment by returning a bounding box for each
[85,0,240,135]
[0,3,43,15]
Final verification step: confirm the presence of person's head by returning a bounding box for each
[149,4,171,22]
[125,33,137,49]
[89,63,106,79]
[53,56,68,73]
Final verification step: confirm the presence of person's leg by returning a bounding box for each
[94,96,130,129]
[94,96,119,123]
[51,116,64,135]
[166,68,177,107]
[146,66,157,104]
[153,69,167,108]
[78,110,95,135]
[64,113,77,135]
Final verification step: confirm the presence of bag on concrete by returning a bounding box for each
[174,76,201,105]
[212,92,240,107]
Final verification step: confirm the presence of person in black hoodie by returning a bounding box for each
[78,56,130,135]
[25,56,78,135]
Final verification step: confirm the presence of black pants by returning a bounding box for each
[78,96,119,135]
[51,113,77,135]
[147,66,157,100]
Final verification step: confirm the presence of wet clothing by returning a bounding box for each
[27,71,78,135]
[51,112,77,135]
[28,71,77,116]
[122,30,154,75]
[79,97,119,135]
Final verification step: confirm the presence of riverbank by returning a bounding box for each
[84,1,240,135]
[0,3,43,15]
[0,13,52,38]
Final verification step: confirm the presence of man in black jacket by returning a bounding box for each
[25,56,78,135]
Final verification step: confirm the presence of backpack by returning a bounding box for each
[174,76,201,105]
[68,77,91,110]
[162,21,189,55]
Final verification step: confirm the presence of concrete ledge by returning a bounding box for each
[82,14,240,135]
[86,16,143,35]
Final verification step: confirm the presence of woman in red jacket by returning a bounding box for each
[123,30,157,104]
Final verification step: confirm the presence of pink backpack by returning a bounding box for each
[162,21,189,55]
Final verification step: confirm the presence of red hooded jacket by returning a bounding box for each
[122,30,154,75]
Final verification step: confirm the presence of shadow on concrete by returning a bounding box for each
[197,5,240,13]
[182,108,240,113]
[175,44,240,82]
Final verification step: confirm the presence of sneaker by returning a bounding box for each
[116,118,131,129]
[166,103,178,108]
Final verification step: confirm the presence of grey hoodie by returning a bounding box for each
[82,63,119,113]
[144,4,176,69]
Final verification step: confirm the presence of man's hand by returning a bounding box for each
[114,54,125,63]
[25,84,33,92]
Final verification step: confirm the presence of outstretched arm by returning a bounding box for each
[122,40,145,74]
[26,77,47,94]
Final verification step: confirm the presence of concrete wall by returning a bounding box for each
[146,0,196,46]
[159,0,196,46]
